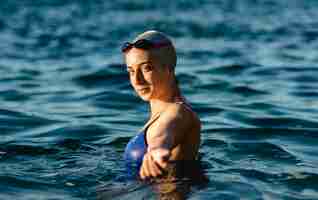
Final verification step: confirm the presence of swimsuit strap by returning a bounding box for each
[139,96,193,133]
[174,96,193,112]
[139,111,162,133]
[138,112,162,147]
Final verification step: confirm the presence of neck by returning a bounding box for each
[149,82,182,118]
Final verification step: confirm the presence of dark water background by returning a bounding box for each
[1,0,318,199]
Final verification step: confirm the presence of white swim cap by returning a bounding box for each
[131,30,177,70]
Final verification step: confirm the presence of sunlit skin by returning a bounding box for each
[125,48,174,103]
[124,47,201,180]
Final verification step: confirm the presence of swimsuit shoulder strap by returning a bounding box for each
[139,96,192,133]
[175,96,193,112]
[139,111,161,133]
[138,112,162,146]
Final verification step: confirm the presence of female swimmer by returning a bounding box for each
[122,30,201,180]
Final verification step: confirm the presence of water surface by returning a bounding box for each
[1,0,318,199]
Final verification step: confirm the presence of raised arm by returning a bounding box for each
[139,104,193,179]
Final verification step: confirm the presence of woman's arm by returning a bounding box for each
[139,104,193,179]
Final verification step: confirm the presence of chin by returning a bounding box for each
[136,91,152,101]
[138,93,152,101]
[135,88,153,101]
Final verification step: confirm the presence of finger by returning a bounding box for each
[139,162,146,179]
[139,162,145,179]
[145,153,160,177]
[154,156,168,169]
[148,155,163,177]
[151,149,171,169]
[142,154,152,179]
[152,148,170,161]
[153,157,168,169]
[140,154,150,180]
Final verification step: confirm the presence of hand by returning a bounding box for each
[139,148,171,180]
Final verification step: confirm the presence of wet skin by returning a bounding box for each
[124,48,201,180]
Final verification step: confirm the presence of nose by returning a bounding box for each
[133,69,145,85]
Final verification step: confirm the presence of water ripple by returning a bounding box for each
[1,0,318,199]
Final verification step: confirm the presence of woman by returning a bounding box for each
[122,30,201,181]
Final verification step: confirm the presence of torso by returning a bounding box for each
[124,97,201,173]
[123,112,161,172]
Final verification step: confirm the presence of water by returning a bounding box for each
[1,0,318,199]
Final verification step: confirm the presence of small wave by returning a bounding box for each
[0,108,60,135]
[0,144,59,157]
[0,89,30,102]
[73,65,128,89]
[230,85,268,96]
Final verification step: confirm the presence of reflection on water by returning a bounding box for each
[97,161,209,200]
[1,0,318,199]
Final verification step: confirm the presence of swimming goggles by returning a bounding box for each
[121,39,171,53]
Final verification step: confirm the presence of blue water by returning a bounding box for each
[1,0,318,199]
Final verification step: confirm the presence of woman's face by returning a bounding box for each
[124,48,171,101]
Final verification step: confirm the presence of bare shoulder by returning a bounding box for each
[149,102,201,135]
[169,103,200,127]
[146,102,201,151]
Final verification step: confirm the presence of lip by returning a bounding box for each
[137,87,149,92]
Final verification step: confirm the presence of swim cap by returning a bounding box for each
[132,30,177,70]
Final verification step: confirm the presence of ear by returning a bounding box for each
[167,65,175,77]
[163,64,172,76]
